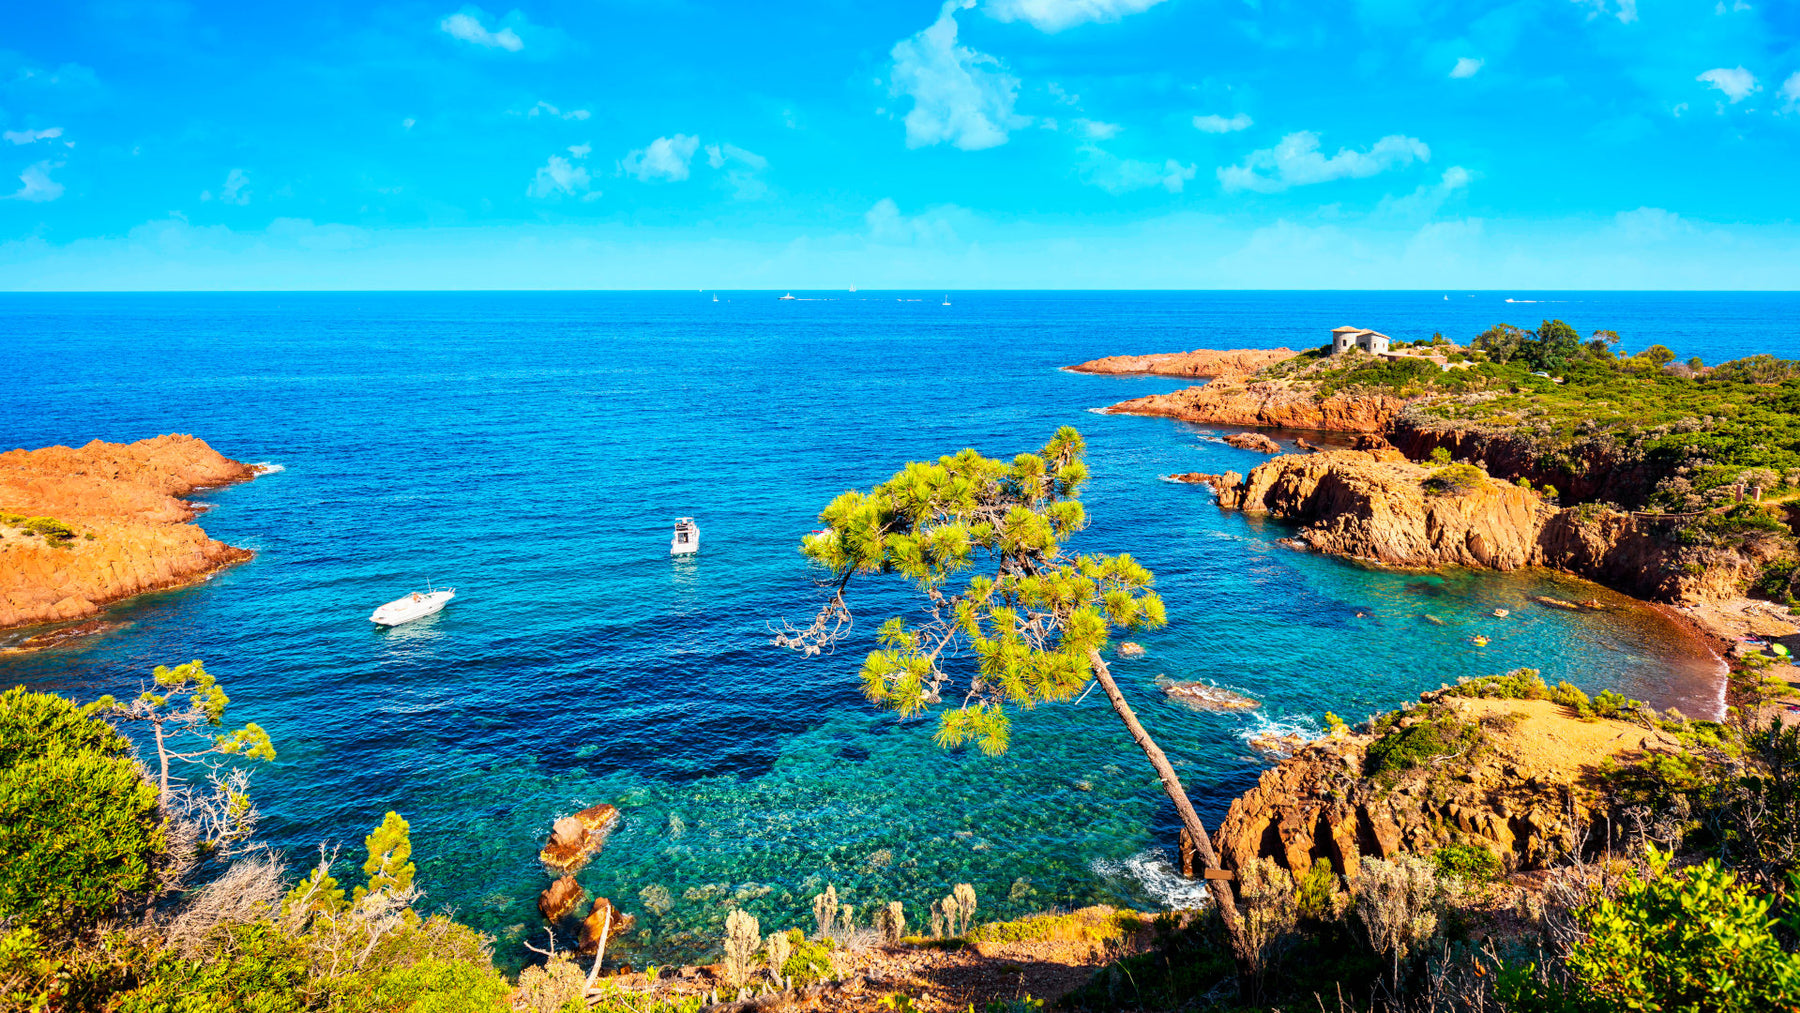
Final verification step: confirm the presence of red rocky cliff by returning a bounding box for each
[0,435,260,631]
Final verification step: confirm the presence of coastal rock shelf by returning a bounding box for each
[1106,380,1403,434]
[1065,347,1296,381]
[0,435,260,632]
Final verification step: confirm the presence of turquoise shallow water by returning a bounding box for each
[0,291,1784,967]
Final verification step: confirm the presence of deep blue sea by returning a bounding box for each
[1,291,1792,967]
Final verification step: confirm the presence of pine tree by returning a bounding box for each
[356,810,415,903]
[777,428,1251,970]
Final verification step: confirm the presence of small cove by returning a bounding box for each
[0,291,1767,966]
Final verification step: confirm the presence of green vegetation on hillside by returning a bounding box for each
[1255,321,1800,513]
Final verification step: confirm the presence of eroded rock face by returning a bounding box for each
[0,435,260,631]
[1212,694,1638,880]
[1203,450,1771,605]
[1107,382,1404,434]
[1066,348,1298,381]
[579,897,636,953]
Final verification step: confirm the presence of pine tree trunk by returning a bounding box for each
[1085,647,1251,958]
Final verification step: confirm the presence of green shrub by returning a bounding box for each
[0,750,164,935]
[1756,559,1798,598]
[780,929,837,986]
[21,517,76,546]
[1549,681,1592,717]
[367,957,512,1013]
[1422,464,1487,497]
[0,686,132,769]
[1364,711,1482,781]
[116,923,311,1013]
[1447,669,1550,701]
[1500,849,1800,1012]
[1428,447,1452,465]
[1431,844,1500,884]
[1591,689,1643,720]
[1294,860,1343,922]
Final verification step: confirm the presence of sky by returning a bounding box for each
[2,0,1798,289]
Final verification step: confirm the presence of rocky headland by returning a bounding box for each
[1106,379,1403,433]
[1191,449,1778,604]
[0,435,262,632]
[1066,347,1297,381]
[1207,680,1686,881]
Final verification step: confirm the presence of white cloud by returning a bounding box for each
[1615,207,1693,243]
[1219,131,1430,193]
[439,10,524,51]
[1697,66,1759,102]
[889,0,1026,150]
[1571,0,1637,23]
[1450,57,1483,79]
[1778,71,1800,110]
[1078,147,1196,193]
[527,152,594,199]
[202,168,251,205]
[703,143,770,200]
[567,143,591,158]
[528,101,590,121]
[4,127,64,145]
[1376,166,1472,218]
[1193,113,1252,133]
[1075,118,1121,140]
[1715,0,1752,11]
[987,0,1169,32]
[622,134,700,182]
[6,161,64,202]
[402,117,416,130]
[865,198,959,245]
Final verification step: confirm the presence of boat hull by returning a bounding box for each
[371,590,456,626]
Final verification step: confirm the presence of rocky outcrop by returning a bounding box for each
[0,435,262,631]
[1108,381,1403,434]
[1160,680,1259,711]
[1066,348,1297,381]
[1212,693,1664,880]
[1197,450,1778,604]
[539,875,587,921]
[540,803,621,872]
[1223,432,1282,454]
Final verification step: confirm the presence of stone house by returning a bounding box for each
[1330,326,1391,356]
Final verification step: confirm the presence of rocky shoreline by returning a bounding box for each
[1064,347,1296,381]
[0,435,263,635]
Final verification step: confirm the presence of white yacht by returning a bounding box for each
[371,587,455,626]
[778,293,796,301]
[670,517,700,555]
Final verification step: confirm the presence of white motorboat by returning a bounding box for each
[778,292,796,301]
[371,588,455,626]
[670,517,700,555]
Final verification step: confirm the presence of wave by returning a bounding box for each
[1084,406,1114,415]
[1092,850,1214,910]
[252,462,286,474]
[1238,711,1322,746]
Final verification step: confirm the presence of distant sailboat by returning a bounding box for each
[712,293,719,302]
[941,294,952,306]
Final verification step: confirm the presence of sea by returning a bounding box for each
[1,290,1793,967]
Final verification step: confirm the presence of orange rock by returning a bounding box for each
[538,803,620,872]
[0,436,260,632]
[1066,348,1298,382]
[538,875,586,921]
[579,897,636,953]
[1107,381,1403,434]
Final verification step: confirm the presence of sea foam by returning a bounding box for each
[1092,850,1214,910]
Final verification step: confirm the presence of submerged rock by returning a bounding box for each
[540,803,621,872]
[580,897,635,953]
[1224,432,1282,454]
[1117,641,1146,658]
[538,875,586,921]
[1159,679,1260,711]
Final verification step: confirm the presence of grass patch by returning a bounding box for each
[966,907,1147,946]
[1364,706,1483,782]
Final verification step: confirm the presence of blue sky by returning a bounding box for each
[2,0,1797,289]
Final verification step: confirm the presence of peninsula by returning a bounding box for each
[1079,326,1800,651]
[0,434,262,633]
